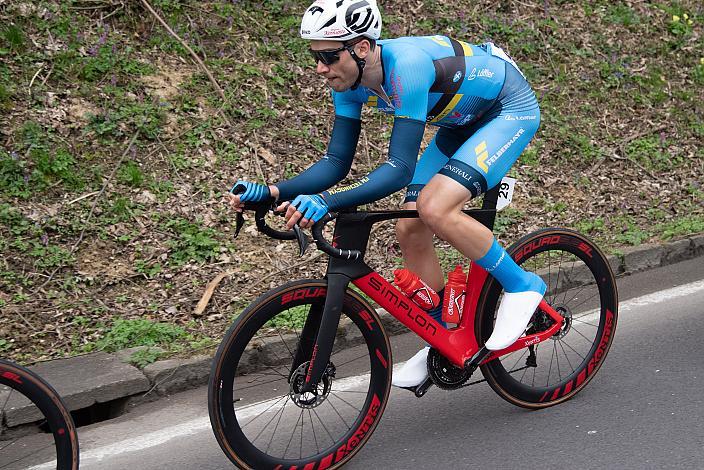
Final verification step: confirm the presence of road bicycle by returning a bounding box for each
[209,184,618,469]
[0,359,79,470]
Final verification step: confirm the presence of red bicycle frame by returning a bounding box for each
[354,261,564,369]
[282,185,566,392]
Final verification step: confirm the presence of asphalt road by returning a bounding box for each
[24,257,704,469]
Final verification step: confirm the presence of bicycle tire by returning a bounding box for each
[0,359,79,470]
[209,279,392,469]
[476,228,618,409]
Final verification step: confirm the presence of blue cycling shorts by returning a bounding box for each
[404,64,540,202]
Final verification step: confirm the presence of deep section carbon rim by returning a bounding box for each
[209,280,391,469]
[0,360,79,470]
[478,229,618,408]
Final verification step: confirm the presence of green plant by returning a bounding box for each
[33,148,85,191]
[436,246,466,274]
[80,43,154,82]
[693,62,704,86]
[96,318,188,352]
[188,336,217,351]
[2,24,24,52]
[0,150,30,197]
[656,215,704,240]
[605,4,640,27]
[0,203,33,236]
[128,347,164,368]
[668,13,694,37]
[135,260,162,278]
[520,145,540,166]
[625,136,677,172]
[72,316,91,327]
[613,215,651,246]
[166,219,221,265]
[149,179,175,200]
[118,161,145,187]
[0,82,11,108]
[86,112,120,138]
[264,305,310,329]
[2,123,85,195]
[106,196,137,222]
[575,217,605,235]
[494,208,524,237]
[30,245,75,270]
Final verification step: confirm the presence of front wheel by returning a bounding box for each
[208,279,392,469]
[477,228,618,409]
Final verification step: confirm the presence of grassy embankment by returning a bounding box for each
[0,1,702,363]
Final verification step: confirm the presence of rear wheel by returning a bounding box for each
[0,359,79,470]
[477,228,618,408]
[208,279,392,469]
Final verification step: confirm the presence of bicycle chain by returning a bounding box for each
[427,347,536,390]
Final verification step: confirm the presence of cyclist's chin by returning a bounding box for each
[328,77,351,92]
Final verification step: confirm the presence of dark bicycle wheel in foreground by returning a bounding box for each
[0,359,79,470]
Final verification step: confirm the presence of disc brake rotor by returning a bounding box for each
[552,305,573,340]
[289,361,335,409]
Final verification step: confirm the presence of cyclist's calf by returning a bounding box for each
[395,205,444,290]
[395,216,432,247]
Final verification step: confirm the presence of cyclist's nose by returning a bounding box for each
[316,61,329,74]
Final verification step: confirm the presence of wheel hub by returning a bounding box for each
[289,361,335,409]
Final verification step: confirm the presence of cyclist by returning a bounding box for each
[228,0,546,388]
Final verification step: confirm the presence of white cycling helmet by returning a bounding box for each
[301,0,382,42]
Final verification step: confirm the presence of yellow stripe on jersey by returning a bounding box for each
[475,141,489,173]
[457,40,473,56]
[430,94,463,123]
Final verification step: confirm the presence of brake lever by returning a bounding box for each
[292,224,310,257]
[234,212,245,238]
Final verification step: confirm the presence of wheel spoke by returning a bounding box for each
[240,394,288,430]
[557,339,576,374]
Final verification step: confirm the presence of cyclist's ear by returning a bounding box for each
[355,38,372,58]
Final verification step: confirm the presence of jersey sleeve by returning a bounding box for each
[321,117,425,210]
[275,115,361,201]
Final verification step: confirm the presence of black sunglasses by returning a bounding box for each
[309,45,348,66]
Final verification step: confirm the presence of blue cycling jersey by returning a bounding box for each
[275,35,540,209]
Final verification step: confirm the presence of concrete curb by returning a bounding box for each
[10,233,704,428]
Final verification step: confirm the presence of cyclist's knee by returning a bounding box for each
[416,193,447,233]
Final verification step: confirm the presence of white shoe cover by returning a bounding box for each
[392,347,429,388]
[484,291,544,351]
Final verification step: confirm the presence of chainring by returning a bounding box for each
[427,348,470,390]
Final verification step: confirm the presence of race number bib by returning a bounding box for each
[496,176,516,211]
